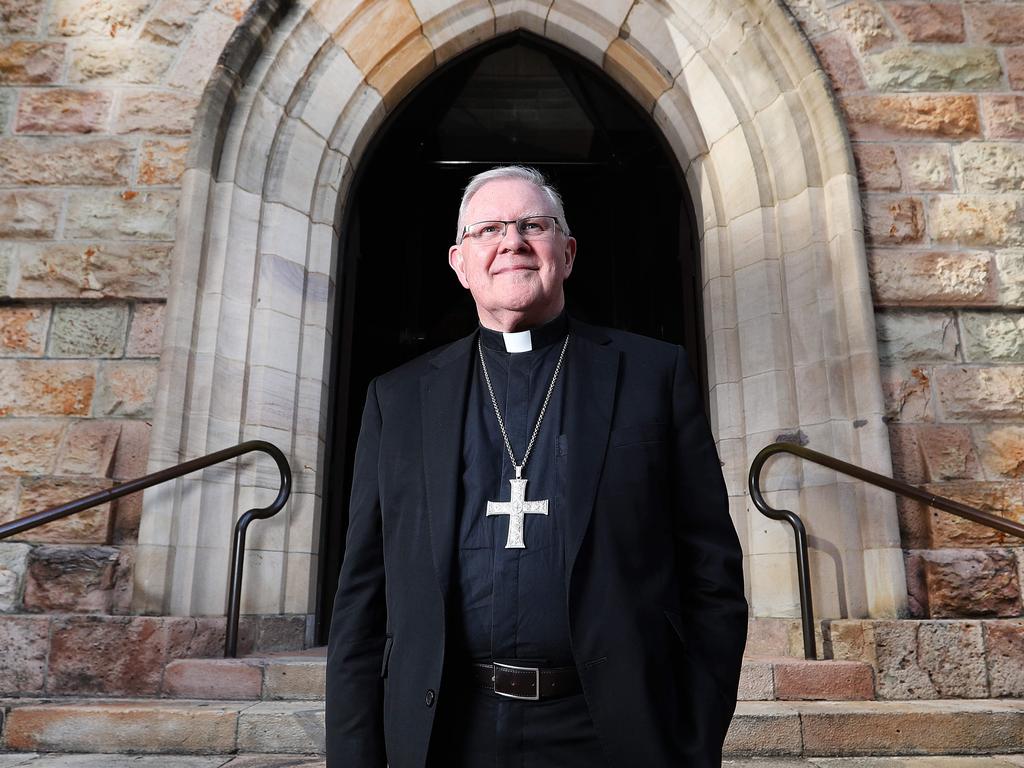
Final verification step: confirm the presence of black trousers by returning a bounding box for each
[428,680,609,768]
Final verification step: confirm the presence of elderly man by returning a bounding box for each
[326,166,747,768]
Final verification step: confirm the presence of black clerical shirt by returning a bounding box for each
[451,312,572,666]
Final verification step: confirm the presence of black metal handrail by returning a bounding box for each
[0,440,292,658]
[748,441,1024,660]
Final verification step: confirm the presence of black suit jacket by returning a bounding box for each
[326,318,747,768]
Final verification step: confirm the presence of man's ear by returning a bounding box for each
[449,244,470,289]
[562,236,577,278]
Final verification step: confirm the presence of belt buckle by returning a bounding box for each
[492,662,540,701]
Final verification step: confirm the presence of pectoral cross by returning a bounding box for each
[486,467,548,549]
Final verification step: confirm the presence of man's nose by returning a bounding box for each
[498,222,528,250]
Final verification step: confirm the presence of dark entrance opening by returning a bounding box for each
[315,32,704,642]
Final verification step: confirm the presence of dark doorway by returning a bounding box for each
[315,32,704,642]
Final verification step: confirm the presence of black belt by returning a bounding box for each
[471,661,581,701]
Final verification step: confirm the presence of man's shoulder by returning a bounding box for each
[571,319,681,363]
[373,333,473,392]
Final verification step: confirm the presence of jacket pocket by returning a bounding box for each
[609,421,669,448]
[380,634,394,678]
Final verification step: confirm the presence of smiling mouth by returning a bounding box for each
[494,265,538,274]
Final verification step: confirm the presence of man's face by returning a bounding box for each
[448,178,577,331]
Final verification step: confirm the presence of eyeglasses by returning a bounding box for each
[460,215,564,244]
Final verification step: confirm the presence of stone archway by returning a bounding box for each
[134,0,907,625]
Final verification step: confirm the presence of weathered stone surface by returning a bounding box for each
[253,615,308,652]
[0,137,132,185]
[772,658,875,701]
[115,90,199,135]
[139,139,188,184]
[996,251,1024,307]
[56,419,121,475]
[94,361,158,417]
[111,418,150,481]
[13,476,112,543]
[23,544,121,612]
[930,195,1024,247]
[49,303,129,358]
[738,657,774,700]
[844,95,980,140]
[1007,47,1024,90]
[1,0,46,35]
[968,3,1024,45]
[237,701,326,754]
[836,0,894,51]
[903,546,928,616]
[49,0,152,37]
[853,144,901,191]
[46,616,165,694]
[862,620,938,699]
[0,541,30,611]
[880,364,934,422]
[0,306,50,356]
[900,144,953,191]
[934,365,1024,419]
[65,190,178,240]
[68,40,175,84]
[875,311,957,362]
[263,659,327,700]
[917,425,983,481]
[985,620,1024,696]
[0,419,64,473]
[166,6,237,90]
[956,142,1024,193]
[980,425,1024,479]
[14,88,111,133]
[163,658,263,699]
[0,191,61,238]
[865,196,924,244]
[916,548,1021,618]
[126,302,164,356]
[812,33,869,93]
[924,481,1024,547]
[0,88,14,132]
[984,95,1024,139]
[0,42,65,84]
[870,251,995,306]
[960,312,1024,362]
[13,242,172,299]
[0,615,49,693]
[884,2,964,42]
[141,0,206,44]
[915,621,989,697]
[0,360,96,417]
[865,46,1002,91]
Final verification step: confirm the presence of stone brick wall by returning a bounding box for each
[0,0,248,614]
[791,0,1024,617]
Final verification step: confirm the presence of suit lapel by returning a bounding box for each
[420,333,475,603]
[564,320,619,593]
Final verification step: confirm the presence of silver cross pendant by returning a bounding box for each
[486,469,548,549]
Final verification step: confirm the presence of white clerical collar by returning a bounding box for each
[478,312,569,354]
[502,330,533,353]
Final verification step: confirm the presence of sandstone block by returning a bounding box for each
[737,658,774,700]
[163,658,263,699]
[875,311,957,362]
[865,46,1001,91]
[980,425,1024,478]
[853,144,901,191]
[812,33,868,93]
[0,89,14,133]
[985,619,1024,696]
[56,419,121,475]
[996,250,1024,307]
[917,425,983,481]
[923,480,1024,547]
[723,703,802,755]
[115,90,199,135]
[880,364,934,422]
[49,0,152,37]
[1,0,45,35]
[844,95,980,140]
[0,306,49,356]
[899,144,953,191]
[930,195,1024,248]
[254,614,308,652]
[960,311,1024,362]
[0,42,65,84]
[0,419,64,473]
[264,659,327,700]
[94,360,158,418]
[1007,47,1024,90]
[865,196,924,245]
[23,544,120,612]
[0,541,30,611]
[0,615,49,693]
[237,701,326,754]
[903,547,928,616]
[0,359,96,417]
[141,0,206,45]
[69,40,175,84]
[968,3,1024,45]
[772,659,875,701]
[126,302,164,356]
[887,423,927,485]
[65,190,178,240]
[884,2,964,42]
[934,364,1024,419]
[138,139,188,184]
[166,6,237,91]
[836,0,895,52]
[869,250,994,306]
[47,615,168,694]
[861,619,937,698]
[13,476,112,543]
[916,548,1021,617]
[984,95,1024,139]
[13,242,172,299]
[0,137,132,185]
[15,88,111,133]
[0,191,61,238]
[111,418,150,481]
[956,142,1024,193]
[915,620,989,697]
[49,303,129,358]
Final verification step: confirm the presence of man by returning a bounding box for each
[327,166,747,767]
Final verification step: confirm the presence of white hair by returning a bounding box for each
[456,165,570,242]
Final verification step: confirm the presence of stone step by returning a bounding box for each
[738,656,875,701]
[3,698,1022,757]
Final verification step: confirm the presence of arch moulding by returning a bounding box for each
[134,0,908,626]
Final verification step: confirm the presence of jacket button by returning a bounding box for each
[425,689,436,707]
